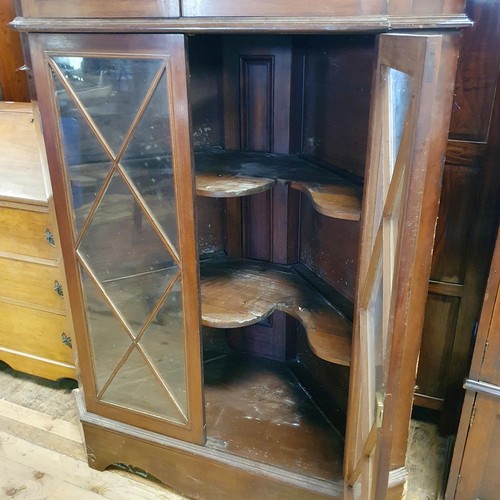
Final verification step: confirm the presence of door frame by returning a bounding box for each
[344,31,460,499]
[28,32,205,445]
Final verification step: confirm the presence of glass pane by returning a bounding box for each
[387,68,413,174]
[371,147,386,244]
[53,76,113,233]
[367,269,384,426]
[80,268,132,394]
[371,67,413,246]
[140,279,187,414]
[121,71,179,251]
[385,174,405,292]
[102,347,186,423]
[52,57,163,156]
[78,171,177,335]
[100,265,180,336]
[52,50,193,428]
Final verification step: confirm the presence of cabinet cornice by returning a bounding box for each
[11,15,472,34]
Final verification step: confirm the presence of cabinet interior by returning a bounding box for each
[188,34,376,480]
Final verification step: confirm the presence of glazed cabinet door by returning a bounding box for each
[344,33,459,498]
[28,33,204,444]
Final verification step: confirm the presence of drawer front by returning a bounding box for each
[0,206,57,260]
[0,301,72,364]
[0,257,65,311]
[0,349,75,381]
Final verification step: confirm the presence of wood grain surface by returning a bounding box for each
[195,149,362,220]
[0,102,47,204]
[200,257,352,366]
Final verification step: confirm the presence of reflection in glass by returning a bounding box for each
[53,52,189,425]
[367,186,404,426]
[100,266,180,334]
[102,347,186,423]
[52,57,162,156]
[121,72,179,250]
[78,171,177,335]
[51,58,165,235]
[386,174,405,291]
[372,67,413,243]
[388,68,413,173]
[140,279,187,414]
[53,77,113,233]
[368,271,384,423]
[80,268,132,394]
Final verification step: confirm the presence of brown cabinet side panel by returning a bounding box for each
[453,394,500,499]
[196,197,226,256]
[188,36,224,150]
[416,0,500,429]
[416,293,461,404]
[222,37,297,360]
[449,0,500,142]
[0,0,29,101]
[477,236,500,387]
[300,36,375,178]
[430,164,481,284]
[300,197,359,304]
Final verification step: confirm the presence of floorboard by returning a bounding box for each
[0,360,449,499]
[0,362,183,499]
[0,432,181,500]
[406,420,452,499]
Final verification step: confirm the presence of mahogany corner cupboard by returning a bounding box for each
[13,1,469,498]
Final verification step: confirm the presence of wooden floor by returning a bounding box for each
[0,362,183,500]
[0,361,450,499]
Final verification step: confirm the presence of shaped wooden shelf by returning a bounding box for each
[199,257,352,366]
[195,149,362,221]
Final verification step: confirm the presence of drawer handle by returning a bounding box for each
[45,229,55,247]
[61,333,72,349]
[53,280,64,296]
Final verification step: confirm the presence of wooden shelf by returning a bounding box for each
[199,257,352,366]
[195,149,362,221]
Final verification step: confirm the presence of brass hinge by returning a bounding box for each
[376,391,384,428]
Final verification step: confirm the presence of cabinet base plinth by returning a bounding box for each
[75,391,342,499]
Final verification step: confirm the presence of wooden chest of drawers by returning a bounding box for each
[0,101,76,381]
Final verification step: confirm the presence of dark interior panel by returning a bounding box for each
[188,33,369,421]
[300,195,359,304]
[299,36,375,178]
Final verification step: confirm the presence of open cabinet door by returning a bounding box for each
[28,33,204,445]
[344,33,459,499]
